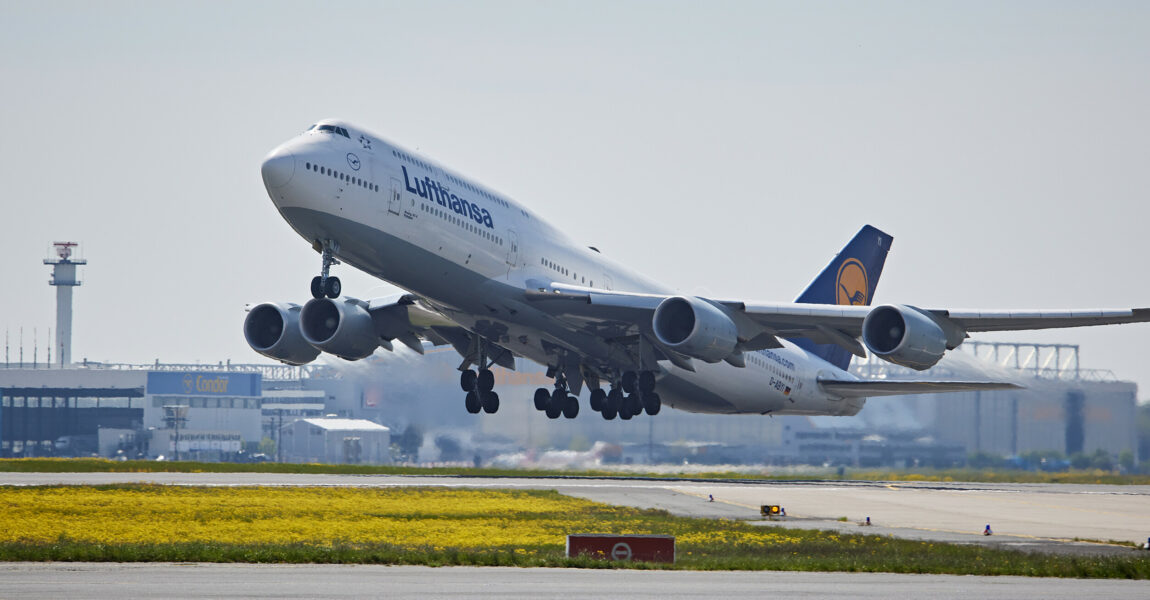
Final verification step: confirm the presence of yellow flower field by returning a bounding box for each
[3,484,1145,578]
[0,485,802,550]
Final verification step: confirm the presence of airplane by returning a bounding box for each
[245,118,1150,421]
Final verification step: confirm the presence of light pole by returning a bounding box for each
[162,405,188,461]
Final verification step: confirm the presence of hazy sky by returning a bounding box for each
[2,1,1149,395]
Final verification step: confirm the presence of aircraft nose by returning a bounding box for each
[261,148,295,188]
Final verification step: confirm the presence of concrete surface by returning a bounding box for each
[1,563,1148,599]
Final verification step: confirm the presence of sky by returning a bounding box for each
[1,1,1148,395]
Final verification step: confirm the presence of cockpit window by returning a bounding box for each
[316,124,351,138]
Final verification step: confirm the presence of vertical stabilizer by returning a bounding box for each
[792,225,893,370]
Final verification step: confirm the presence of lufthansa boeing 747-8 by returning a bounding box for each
[245,119,1150,420]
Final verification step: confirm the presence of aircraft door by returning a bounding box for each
[388,178,402,215]
[506,229,519,266]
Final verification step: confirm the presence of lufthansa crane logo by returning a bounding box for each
[346,153,361,171]
[836,258,869,305]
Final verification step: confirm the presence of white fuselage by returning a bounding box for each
[260,120,864,416]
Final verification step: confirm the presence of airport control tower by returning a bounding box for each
[44,242,86,366]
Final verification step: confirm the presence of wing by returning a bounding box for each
[525,280,1150,370]
[926,308,1150,332]
[366,294,517,370]
[817,379,1022,399]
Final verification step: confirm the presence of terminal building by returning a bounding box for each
[0,365,261,460]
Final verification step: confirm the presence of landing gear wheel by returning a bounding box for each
[600,404,617,420]
[534,388,550,411]
[622,371,638,395]
[324,276,342,299]
[619,405,633,420]
[607,389,624,412]
[460,370,477,392]
[643,392,661,416]
[639,371,657,394]
[545,400,563,419]
[562,396,579,419]
[310,276,324,300]
[589,389,606,412]
[477,369,495,392]
[482,391,500,414]
[465,390,481,414]
[625,393,643,417]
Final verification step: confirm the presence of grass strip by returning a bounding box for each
[1,484,1147,578]
[3,458,1148,485]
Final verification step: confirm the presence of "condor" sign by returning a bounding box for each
[146,371,261,397]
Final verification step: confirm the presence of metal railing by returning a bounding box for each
[850,340,1118,383]
[3,359,340,382]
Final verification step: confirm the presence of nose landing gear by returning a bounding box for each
[310,240,342,299]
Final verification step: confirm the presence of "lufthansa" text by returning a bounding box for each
[403,166,494,228]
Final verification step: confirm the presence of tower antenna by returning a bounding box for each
[44,242,86,366]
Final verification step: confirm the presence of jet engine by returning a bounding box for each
[652,296,738,363]
[861,304,949,370]
[300,297,380,360]
[243,303,320,365]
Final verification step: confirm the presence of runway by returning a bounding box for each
[4,472,1148,553]
[2,563,1148,599]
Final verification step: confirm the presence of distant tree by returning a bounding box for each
[967,452,1007,469]
[258,437,276,456]
[1118,450,1135,473]
[1069,452,1092,470]
[395,425,423,462]
[1090,448,1114,472]
[435,435,462,462]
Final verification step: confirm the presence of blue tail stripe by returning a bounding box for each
[792,225,893,370]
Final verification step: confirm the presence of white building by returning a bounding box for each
[280,418,391,465]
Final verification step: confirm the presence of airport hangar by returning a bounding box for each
[0,339,1139,468]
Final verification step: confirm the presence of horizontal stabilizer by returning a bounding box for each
[818,379,1022,399]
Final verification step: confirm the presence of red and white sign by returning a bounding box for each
[566,534,675,563]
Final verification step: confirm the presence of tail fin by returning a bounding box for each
[792,225,893,370]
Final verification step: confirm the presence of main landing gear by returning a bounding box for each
[533,370,661,421]
[310,240,342,299]
[460,367,500,414]
[461,339,501,415]
[590,370,660,421]
[533,375,579,420]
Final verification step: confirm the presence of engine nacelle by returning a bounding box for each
[300,297,380,361]
[652,296,738,363]
[243,303,320,365]
[861,304,947,371]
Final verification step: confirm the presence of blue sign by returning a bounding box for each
[147,372,261,397]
